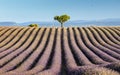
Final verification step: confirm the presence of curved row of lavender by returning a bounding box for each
[0,26,120,75]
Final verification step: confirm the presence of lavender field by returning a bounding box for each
[0,26,120,75]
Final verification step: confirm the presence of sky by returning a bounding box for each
[0,0,120,23]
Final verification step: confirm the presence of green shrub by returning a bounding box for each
[28,24,39,28]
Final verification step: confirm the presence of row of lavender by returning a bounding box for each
[0,26,120,75]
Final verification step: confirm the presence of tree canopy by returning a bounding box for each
[54,14,70,27]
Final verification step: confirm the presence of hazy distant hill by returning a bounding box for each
[0,22,17,26]
[0,18,120,27]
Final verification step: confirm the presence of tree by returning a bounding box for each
[54,14,70,27]
[28,24,39,28]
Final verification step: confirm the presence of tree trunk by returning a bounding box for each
[61,23,63,27]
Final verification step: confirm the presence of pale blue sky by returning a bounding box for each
[0,0,120,22]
